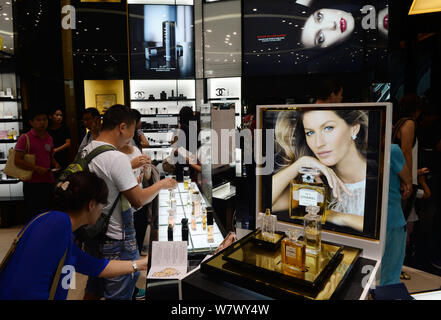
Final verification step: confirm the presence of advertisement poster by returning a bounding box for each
[243,0,389,76]
[259,104,388,240]
[129,4,194,79]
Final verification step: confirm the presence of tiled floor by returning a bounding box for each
[1,225,440,299]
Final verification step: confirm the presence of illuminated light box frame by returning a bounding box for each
[255,103,393,262]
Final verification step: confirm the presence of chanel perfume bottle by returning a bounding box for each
[289,167,327,222]
[304,206,322,255]
[281,229,306,272]
[202,206,207,230]
[183,167,190,190]
[261,208,277,242]
[192,191,201,218]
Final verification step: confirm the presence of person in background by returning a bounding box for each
[82,104,177,300]
[131,109,149,149]
[380,144,412,286]
[0,172,149,300]
[392,93,424,280]
[163,106,197,182]
[14,108,60,223]
[48,107,71,171]
[77,108,102,155]
[314,78,344,104]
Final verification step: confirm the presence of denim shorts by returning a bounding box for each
[85,208,140,300]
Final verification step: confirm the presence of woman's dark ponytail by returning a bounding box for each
[53,172,108,213]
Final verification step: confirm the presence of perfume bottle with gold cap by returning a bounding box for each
[281,229,306,272]
[289,167,327,223]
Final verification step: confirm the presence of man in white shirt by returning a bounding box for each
[82,105,177,300]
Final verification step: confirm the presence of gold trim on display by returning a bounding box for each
[409,0,441,15]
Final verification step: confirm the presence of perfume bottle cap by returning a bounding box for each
[299,167,319,183]
[181,218,188,226]
[285,229,303,240]
[265,208,271,216]
[306,205,320,215]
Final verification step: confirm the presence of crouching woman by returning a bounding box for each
[0,171,148,300]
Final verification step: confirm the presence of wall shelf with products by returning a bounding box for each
[0,118,22,123]
[0,1,24,202]
[131,80,196,149]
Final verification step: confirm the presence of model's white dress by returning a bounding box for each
[329,180,366,216]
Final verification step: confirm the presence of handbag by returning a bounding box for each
[0,212,68,300]
[4,134,35,181]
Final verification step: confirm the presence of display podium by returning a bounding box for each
[189,103,393,300]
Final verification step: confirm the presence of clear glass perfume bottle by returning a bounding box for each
[289,167,327,223]
[281,229,306,272]
[183,167,190,190]
[192,191,201,218]
[303,205,322,255]
[261,208,277,242]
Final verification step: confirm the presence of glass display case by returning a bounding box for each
[0,1,24,200]
[157,182,225,254]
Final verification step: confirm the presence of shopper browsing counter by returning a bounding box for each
[0,172,149,300]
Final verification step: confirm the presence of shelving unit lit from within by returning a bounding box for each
[130,79,196,157]
[0,12,24,200]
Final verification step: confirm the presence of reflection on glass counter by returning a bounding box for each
[201,229,361,299]
[157,181,224,253]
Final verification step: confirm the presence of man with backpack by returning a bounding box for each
[75,105,177,300]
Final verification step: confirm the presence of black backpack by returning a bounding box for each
[59,145,121,258]
[56,144,116,183]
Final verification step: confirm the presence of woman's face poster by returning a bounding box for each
[259,104,388,240]
[243,0,389,76]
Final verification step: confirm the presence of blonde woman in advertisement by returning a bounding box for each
[272,109,368,232]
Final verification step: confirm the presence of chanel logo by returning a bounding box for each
[216,88,226,96]
[135,91,145,99]
[302,174,314,183]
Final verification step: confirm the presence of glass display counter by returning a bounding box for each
[157,182,225,254]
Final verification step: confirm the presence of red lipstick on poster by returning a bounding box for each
[340,18,347,33]
[383,14,388,30]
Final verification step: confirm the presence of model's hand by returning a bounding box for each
[294,156,351,202]
[160,178,178,190]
